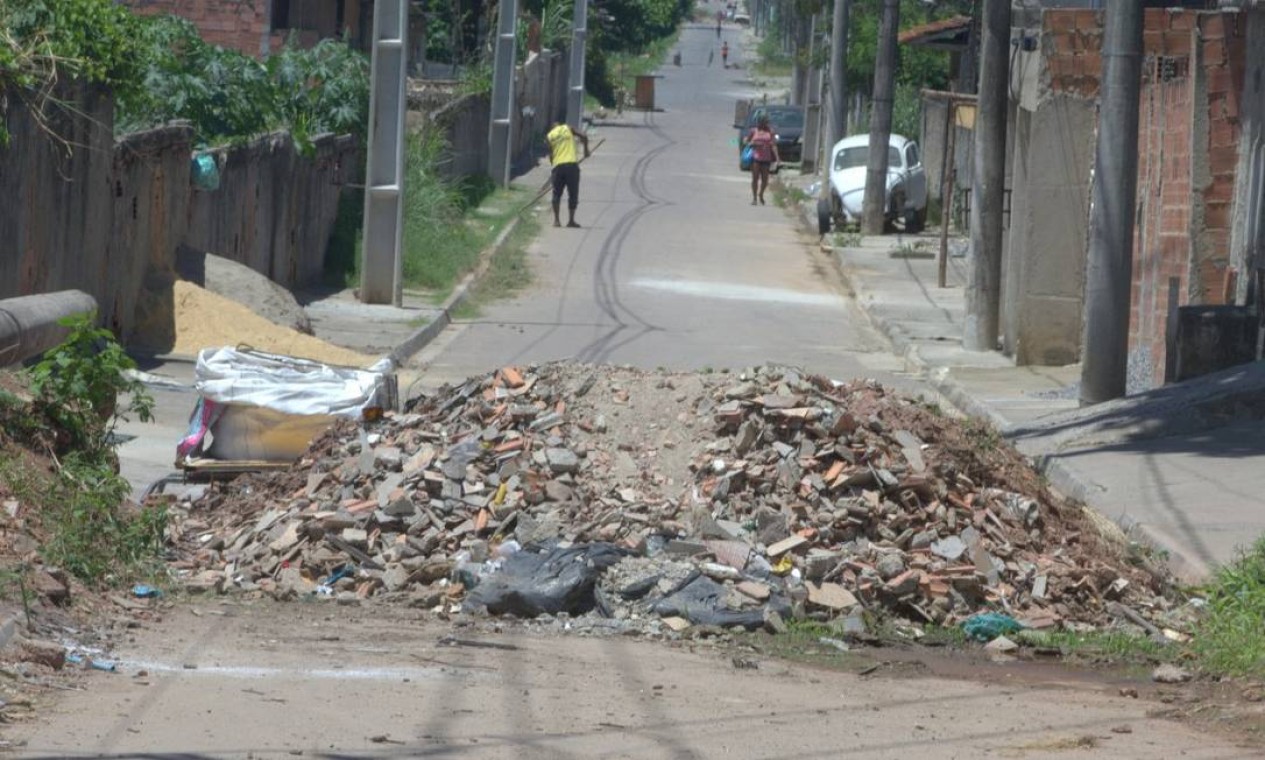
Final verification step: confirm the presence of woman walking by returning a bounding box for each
[744,113,779,205]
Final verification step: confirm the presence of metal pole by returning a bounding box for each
[938,102,958,288]
[566,0,587,130]
[0,292,98,368]
[963,0,1009,351]
[1080,0,1143,404]
[828,0,850,149]
[359,0,409,306]
[488,0,519,189]
[861,0,899,235]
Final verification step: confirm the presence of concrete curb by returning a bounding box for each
[805,197,1213,581]
[388,185,545,368]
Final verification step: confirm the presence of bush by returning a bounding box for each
[117,16,369,150]
[0,314,166,587]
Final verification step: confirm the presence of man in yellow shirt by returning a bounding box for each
[546,120,591,228]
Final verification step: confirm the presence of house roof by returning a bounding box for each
[898,16,972,50]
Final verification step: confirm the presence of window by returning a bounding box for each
[834,145,902,171]
[906,143,920,168]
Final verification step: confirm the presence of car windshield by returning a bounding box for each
[752,109,803,129]
[834,145,902,170]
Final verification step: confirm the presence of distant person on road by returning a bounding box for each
[743,113,779,205]
[546,120,591,228]
[721,41,729,68]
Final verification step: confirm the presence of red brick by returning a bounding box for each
[1208,145,1239,176]
[1160,31,1192,57]
[1203,201,1232,231]
[1167,11,1195,32]
[1204,40,1227,67]
[1200,14,1226,41]
[1045,11,1078,34]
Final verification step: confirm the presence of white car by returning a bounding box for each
[818,133,928,234]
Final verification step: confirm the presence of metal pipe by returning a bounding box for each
[0,291,98,368]
[1080,0,1144,404]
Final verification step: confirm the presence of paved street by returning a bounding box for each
[413,25,903,387]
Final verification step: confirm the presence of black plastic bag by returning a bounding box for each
[465,543,630,617]
[651,575,791,629]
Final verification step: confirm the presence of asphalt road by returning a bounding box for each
[414,23,902,387]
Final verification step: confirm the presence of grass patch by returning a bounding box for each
[754,33,792,79]
[1194,537,1265,677]
[401,130,532,301]
[451,210,540,319]
[772,182,809,209]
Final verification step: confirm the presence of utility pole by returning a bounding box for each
[565,0,587,130]
[1080,0,1144,403]
[360,0,408,305]
[488,0,519,188]
[861,0,898,235]
[827,0,850,149]
[962,0,1009,351]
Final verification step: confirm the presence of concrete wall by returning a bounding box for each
[1005,95,1095,366]
[0,83,356,345]
[186,132,359,288]
[1004,7,1248,381]
[0,83,115,313]
[1229,7,1265,293]
[413,51,569,182]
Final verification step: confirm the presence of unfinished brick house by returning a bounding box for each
[1001,2,1264,388]
[122,0,372,57]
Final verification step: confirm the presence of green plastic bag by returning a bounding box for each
[191,153,221,191]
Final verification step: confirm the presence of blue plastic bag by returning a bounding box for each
[740,144,755,170]
[961,612,1024,642]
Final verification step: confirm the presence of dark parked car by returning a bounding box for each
[736,104,804,169]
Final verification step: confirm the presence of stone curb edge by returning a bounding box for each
[389,180,548,368]
[798,199,1211,582]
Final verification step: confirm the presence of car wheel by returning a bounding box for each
[816,197,832,236]
[905,205,927,234]
[884,191,906,234]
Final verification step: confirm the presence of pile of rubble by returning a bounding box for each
[169,363,1177,636]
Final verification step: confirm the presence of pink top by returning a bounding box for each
[747,128,775,163]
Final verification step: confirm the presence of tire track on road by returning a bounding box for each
[576,112,675,364]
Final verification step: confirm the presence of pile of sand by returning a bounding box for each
[168,280,376,368]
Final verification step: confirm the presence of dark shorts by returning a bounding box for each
[551,163,580,207]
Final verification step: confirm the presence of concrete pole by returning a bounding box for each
[359,0,409,306]
[861,0,899,235]
[1080,0,1144,404]
[963,0,1009,351]
[488,0,519,188]
[0,291,98,368]
[565,0,587,130]
[828,0,851,149]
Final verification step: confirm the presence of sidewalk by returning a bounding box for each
[827,230,1265,582]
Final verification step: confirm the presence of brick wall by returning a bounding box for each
[1042,8,1246,387]
[124,0,270,57]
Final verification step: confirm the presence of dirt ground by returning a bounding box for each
[4,600,1261,759]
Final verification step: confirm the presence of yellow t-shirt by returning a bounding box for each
[547,124,578,165]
